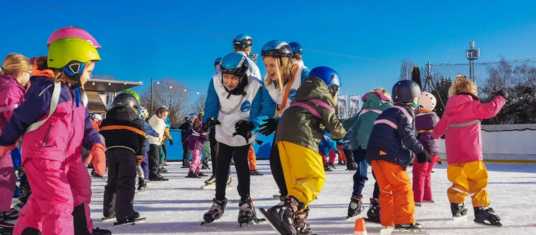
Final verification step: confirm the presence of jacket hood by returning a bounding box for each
[295,76,335,107]
[107,106,139,122]
[0,74,25,93]
[445,94,479,116]
[362,92,392,110]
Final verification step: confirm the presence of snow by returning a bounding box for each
[89,161,536,235]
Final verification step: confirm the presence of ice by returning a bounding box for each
[89,161,536,234]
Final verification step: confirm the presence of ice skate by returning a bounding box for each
[186,171,201,178]
[364,198,381,223]
[474,207,502,227]
[295,208,313,235]
[137,177,148,192]
[0,219,15,234]
[202,198,228,225]
[250,169,263,176]
[114,212,146,226]
[450,203,468,219]
[201,159,210,170]
[260,196,301,235]
[346,194,364,220]
[238,197,260,228]
[92,227,112,235]
[393,223,424,234]
[197,171,208,177]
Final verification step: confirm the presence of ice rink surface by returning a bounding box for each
[89,161,536,235]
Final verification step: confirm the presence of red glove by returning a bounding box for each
[0,145,16,158]
[136,156,143,167]
[84,144,106,176]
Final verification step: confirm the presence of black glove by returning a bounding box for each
[416,150,431,163]
[169,139,174,146]
[255,139,264,145]
[203,118,221,132]
[496,89,509,99]
[233,120,255,140]
[259,118,278,136]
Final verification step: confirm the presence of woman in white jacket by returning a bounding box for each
[148,106,169,181]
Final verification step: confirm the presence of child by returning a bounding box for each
[179,114,194,168]
[136,106,158,192]
[0,38,109,235]
[185,115,209,178]
[262,66,346,235]
[319,132,338,171]
[148,106,170,181]
[366,80,430,232]
[432,75,506,226]
[344,88,392,220]
[99,92,146,224]
[413,92,440,206]
[341,130,357,170]
[288,42,306,68]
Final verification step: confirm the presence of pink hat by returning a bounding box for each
[47,26,101,49]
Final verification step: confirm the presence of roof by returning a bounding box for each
[85,79,142,93]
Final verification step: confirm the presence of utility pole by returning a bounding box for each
[150,77,154,115]
[466,41,480,81]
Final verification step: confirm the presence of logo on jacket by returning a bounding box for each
[240,101,252,112]
[289,89,297,100]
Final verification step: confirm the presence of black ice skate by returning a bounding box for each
[137,177,148,192]
[238,197,261,228]
[346,194,364,220]
[250,169,264,176]
[260,196,301,235]
[365,198,381,223]
[394,223,423,233]
[474,207,502,227]
[92,227,112,235]
[114,212,146,226]
[202,198,228,225]
[450,202,468,218]
[295,208,313,235]
[186,171,201,178]
[201,159,210,170]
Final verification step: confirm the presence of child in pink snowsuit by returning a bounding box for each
[186,116,209,178]
[413,92,440,205]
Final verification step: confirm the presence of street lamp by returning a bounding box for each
[466,41,480,81]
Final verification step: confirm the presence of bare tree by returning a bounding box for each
[400,59,415,80]
[192,94,207,114]
[91,74,116,80]
[140,78,190,124]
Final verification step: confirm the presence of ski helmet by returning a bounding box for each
[233,34,253,49]
[47,26,101,49]
[47,38,100,86]
[309,66,341,96]
[392,80,422,108]
[419,92,437,111]
[139,106,149,119]
[220,53,249,77]
[91,113,103,122]
[111,93,139,109]
[120,90,140,103]
[261,40,292,58]
[214,57,222,66]
[289,42,303,55]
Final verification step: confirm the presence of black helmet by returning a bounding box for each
[233,34,253,50]
[392,80,421,108]
[111,93,139,109]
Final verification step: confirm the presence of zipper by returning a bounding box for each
[42,125,54,148]
[63,88,74,162]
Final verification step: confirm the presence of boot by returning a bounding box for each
[474,207,502,226]
[238,197,258,227]
[203,198,228,223]
[137,177,147,192]
[265,196,302,235]
[187,171,201,178]
[347,194,364,218]
[205,175,216,185]
[366,198,381,223]
[249,169,263,176]
[450,202,468,218]
[295,208,312,234]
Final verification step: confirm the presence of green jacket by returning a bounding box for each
[275,76,346,152]
[343,92,392,150]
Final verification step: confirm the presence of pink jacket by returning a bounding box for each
[432,94,506,164]
[0,74,25,131]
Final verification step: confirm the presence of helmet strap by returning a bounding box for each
[62,61,85,88]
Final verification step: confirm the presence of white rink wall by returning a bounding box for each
[438,124,536,162]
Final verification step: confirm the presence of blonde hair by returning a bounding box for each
[373,88,392,100]
[264,57,293,94]
[51,60,95,84]
[0,53,32,78]
[450,75,477,97]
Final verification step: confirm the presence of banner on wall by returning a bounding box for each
[349,95,361,117]
[337,94,347,119]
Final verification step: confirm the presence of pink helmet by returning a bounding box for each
[47,26,101,49]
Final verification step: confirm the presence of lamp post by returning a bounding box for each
[466,41,480,81]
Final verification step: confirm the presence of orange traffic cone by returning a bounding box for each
[354,218,367,235]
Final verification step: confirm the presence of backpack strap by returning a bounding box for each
[391,105,414,124]
[26,81,61,134]
[290,102,322,119]
[100,125,146,137]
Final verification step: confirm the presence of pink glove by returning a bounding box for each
[84,144,106,176]
[0,145,16,158]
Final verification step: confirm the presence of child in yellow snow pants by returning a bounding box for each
[447,161,490,207]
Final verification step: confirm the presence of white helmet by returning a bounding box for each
[419,92,437,111]
[91,113,103,122]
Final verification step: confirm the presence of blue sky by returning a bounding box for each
[2,0,536,101]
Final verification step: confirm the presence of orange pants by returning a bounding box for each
[248,146,256,171]
[371,160,416,226]
[336,145,346,162]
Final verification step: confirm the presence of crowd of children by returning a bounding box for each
[0,27,509,235]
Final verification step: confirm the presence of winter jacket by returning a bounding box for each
[342,130,352,150]
[343,92,392,150]
[275,76,346,152]
[143,121,158,153]
[148,115,167,145]
[366,104,425,169]
[318,132,337,156]
[185,123,208,151]
[415,111,440,156]
[99,106,147,156]
[178,121,192,141]
[160,127,172,145]
[0,74,25,132]
[432,94,506,164]
[0,75,101,163]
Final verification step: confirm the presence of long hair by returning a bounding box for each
[450,75,477,97]
[1,53,32,78]
[264,57,293,94]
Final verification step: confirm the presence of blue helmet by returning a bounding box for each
[214,57,222,66]
[309,66,341,89]
[233,34,253,49]
[289,42,303,55]
[220,52,249,77]
[261,40,293,58]
[392,80,422,108]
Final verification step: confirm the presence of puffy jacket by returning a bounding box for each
[343,92,392,150]
[160,127,172,145]
[366,104,424,169]
[318,132,337,156]
[0,74,25,132]
[100,106,147,156]
[185,122,208,151]
[275,76,346,152]
[148,115,166,145]
[432,94,506,164]
[0,75,101,163]
[415,111,440,156]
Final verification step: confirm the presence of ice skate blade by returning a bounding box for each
[392,229,429,234]
[259,208,290,235]
[113,217,146,226]
[452,215,467,221]
[474,220,502,227]
[101,217,115,222]
[199,184,231,190]
[363,217,381,224]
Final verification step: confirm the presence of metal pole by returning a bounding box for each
[151,77,154,115]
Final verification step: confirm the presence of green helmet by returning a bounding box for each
[120,90,140,103]
[48,37,100,85]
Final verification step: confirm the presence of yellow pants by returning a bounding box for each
[277,141,325,208]
[447,161,490,207]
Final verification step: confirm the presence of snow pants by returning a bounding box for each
[189,149,202,172]
[447,161,490,207]
[103,148,137,220]
[159,145,165,165]
[0,150,16,211]
[371,160,415,227]
[337,145,346,162]
[248,146,257,171]
[278,141,325,209]
[412,155,438,203]
[320,150,336,165]
[352,148,380,199]
[148,144,161,180]
[14,158,94,235]
[140,153,149,179]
